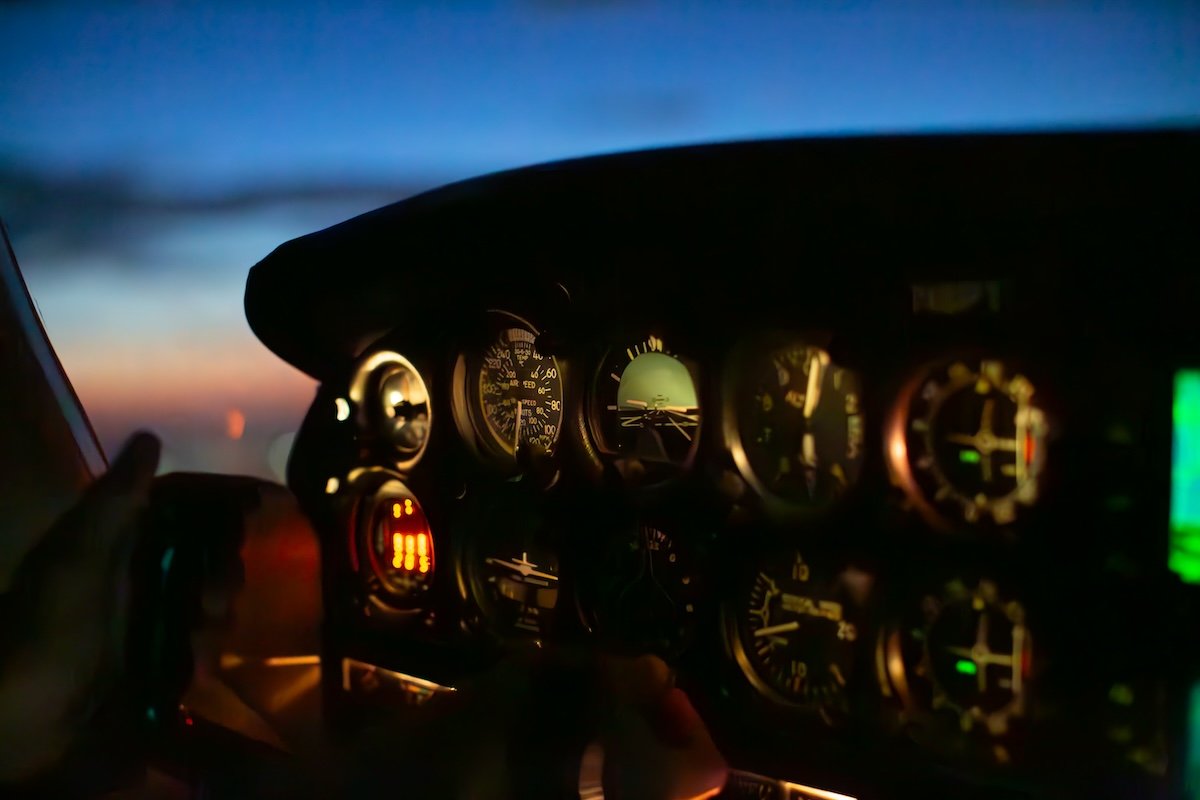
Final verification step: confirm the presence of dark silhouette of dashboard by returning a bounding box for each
[246,130,1200,799]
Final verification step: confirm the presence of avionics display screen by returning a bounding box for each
[1170,369,1200,584]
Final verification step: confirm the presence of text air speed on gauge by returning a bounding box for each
[478,320,564,454]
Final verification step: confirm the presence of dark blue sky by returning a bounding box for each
[1,0,1197,478]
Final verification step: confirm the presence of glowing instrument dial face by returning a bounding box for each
[880,578,1031,740]
[733,551,871,717]
[477,316,564,455]
[898,358,1048,527]
[593,335,700,467]
[734,341,864,508]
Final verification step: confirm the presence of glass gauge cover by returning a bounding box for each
[892,358,1049,527]
[730,550,872,719]
[731,340,864,510]
[592,335,701,469]
[476,313,564,455]
[357,480,435,612]
[459,487,560,641]
[879,578,1032,741]
[377,362,432,456]
[349,352,432,467]
[579,523,704,658]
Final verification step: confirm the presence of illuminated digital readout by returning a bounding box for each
[388,500,432,574]
[363,485,435,606]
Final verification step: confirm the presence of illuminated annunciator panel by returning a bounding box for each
[355,478,436,616]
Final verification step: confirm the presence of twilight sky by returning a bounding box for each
[2,0,1197,480]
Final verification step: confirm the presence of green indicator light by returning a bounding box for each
[1108,683,1135,706]
[955,659,977,676]
[959,450,981,464]
[1170,370,1200,584]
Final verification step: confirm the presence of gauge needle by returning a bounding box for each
[753,620,800,638]
[945,645,1014,667]
[667,416,693,441]
[486,555,558,582]
[514,400,523,450]
[803,351,825,418]
[945,432,1018,452]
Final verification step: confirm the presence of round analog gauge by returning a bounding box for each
[731,340,865,510]
[459,488,560,641]
[460,311,568,462]
[592,335,700,469]
[890,358,1049,528]
[879,578,1032,740]
[579,523,704,657]
[348,351,432,467]
[356,480,435,613]
[730,550,872,719]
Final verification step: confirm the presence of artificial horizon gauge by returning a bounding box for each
[878,578,1032,741]
[889,357,1049,528]
[729,340,865,511]
[355,479,435,613]
[591,334,701,469]
[729,550,873,720]
[458,311,565,462]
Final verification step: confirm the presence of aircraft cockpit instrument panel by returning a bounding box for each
[246,130,1200,799]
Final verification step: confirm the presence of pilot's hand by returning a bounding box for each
[0,432,160,783]
[326,650,727,800]
[598,654,728,800]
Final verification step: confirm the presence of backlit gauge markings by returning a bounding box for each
[735,552,867,718]
[596,335,701,467]
[736,341,865,507]
[882,579,1032,742]
[483,551,559,635]
[903,359,1048,526]
[610,338,699,439]
[479,325,563,453]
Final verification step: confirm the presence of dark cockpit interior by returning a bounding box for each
[224,129,1198,798]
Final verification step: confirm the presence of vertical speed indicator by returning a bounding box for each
[730,550,873,721]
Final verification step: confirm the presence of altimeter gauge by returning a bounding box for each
[730,339,864,511]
